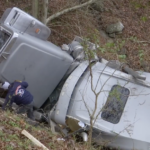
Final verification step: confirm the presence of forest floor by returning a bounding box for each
[0,109,91,150]
[0,0,149,149]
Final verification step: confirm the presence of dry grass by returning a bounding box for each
[0,110,95,150]
[101,0,150,70]
[0,0,149,149]
[48,0,101,46]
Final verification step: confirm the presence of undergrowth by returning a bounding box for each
[0,109,96,150]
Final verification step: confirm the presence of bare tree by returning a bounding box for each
[32,0,100,25]
[39,0,99,24]
[32,0,39,19]
[79,37,142,149]
[42,0,49,24]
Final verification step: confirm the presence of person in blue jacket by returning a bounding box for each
[1,80,35,120]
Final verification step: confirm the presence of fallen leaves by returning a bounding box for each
[0,109,88,150]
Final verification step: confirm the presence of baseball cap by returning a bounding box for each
[1,81,10,90]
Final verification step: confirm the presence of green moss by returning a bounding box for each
[141,16,148,22]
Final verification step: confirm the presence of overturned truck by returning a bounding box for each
[0,7,150,150]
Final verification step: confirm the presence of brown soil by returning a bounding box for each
[101,0,150,71]
[0,0,149,149]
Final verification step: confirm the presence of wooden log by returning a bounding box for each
[21,129,49,150]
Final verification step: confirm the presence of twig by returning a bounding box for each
[137,41,150,44]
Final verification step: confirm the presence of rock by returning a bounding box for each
[108,33,116,38]
[141,61,150,72]
[116,31,123,35]
[91,0,104,12]
[106,22,124,34]
[99,30,114,43]
[26,118,39,126]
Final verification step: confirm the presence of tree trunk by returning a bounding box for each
[42,0,49,24]
[88,120,93,150]
[32,0,39,19]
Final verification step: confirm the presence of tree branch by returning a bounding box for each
[46,0,97,24]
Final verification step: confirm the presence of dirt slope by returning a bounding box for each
[0,0,149,149]
[0,109,90,150]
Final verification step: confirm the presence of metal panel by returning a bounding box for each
[0,7,50,40]
[51,61,89,125]
[67,62,150,149]
[0,33,73,108]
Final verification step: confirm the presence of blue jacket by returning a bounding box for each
[2,81,33,109]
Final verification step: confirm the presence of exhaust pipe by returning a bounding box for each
[123,65,146,80]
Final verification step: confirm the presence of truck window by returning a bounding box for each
[0,27,11,51]
[101,85,130,124]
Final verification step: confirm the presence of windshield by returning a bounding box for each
[101,85,130,124]
[0,27,11,51]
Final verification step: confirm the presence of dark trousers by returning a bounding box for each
[16,101,35,120]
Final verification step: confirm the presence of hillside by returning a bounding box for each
[0,109,89,150]
[0,0,150,71]
[0,0,149,149]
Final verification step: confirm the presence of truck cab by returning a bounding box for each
[0,7,73,108]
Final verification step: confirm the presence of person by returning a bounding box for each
[1,80,35,120]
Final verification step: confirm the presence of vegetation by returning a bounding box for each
[0,109,98,150]
[0,0,149,149]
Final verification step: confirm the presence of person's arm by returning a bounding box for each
[2,95,10,110]
[8,95,15,109]
[2,92,14,110]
